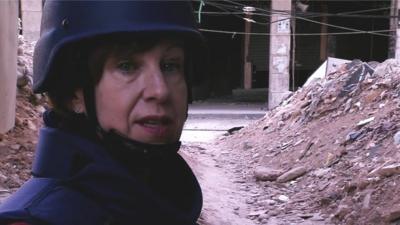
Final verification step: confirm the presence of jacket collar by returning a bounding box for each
[32,114,202,224]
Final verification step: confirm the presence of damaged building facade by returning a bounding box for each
[2,0,400,131]
[196,0,399,109]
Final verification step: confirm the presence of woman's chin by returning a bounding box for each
[129,133,179,145]
[129,127,180,144]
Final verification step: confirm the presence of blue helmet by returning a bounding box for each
[33,0,204,93]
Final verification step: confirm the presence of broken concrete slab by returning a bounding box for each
[254,166,284,181]
[277,166,308,183]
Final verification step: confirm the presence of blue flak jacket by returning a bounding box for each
[0,112,202,225]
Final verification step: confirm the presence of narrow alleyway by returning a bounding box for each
[181,101,264,225]
[181,101,329,225]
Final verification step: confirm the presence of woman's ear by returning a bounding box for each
[71,89,86,114]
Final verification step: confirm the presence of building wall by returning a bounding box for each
[20,0,42,43]
[0,0,18,133]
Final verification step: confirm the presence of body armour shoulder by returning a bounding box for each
[0,120,202,225]
[0,178,109,225]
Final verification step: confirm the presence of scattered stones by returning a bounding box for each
[277,166,308,183]
[277,195,289,202]
[394,131,400,145]
[312,168,331,177]
[7,47,400,225]
[246,198,256,204]
[247,210,267,217]
[27,120,37,131]
[345,130,363,142]
[356,117,374,127]
[310,213,325,221]
[298,140,314,160]
[208,58,400,225]
[298,213,314,219]
[16,34,34,89]
[362,191,372,210]
[254,166,283,181]
[368,163,400,177]
[242,142,252,150]
[334,204,351,220]
[36,106,46,114]
[10,144,21,150]
[263,199,277,206]
[257,213,270,221]
[383,206,400,222]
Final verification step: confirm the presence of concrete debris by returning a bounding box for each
[356,117,374,127]
[368,163,400,177]
[383,206,400,222]
[36,106,46,115]
[9,38,400,225]
[27,120,37,131]
[298,140,314,160]
[345,130,363,142]
[312,168,331,178]
[277,166,308,183]
[263,199,277,206]
[277,195,289,202]
[254,166,283,181]
[394,131,400,145]
[16,35,34,89]
[362,191,372,210]
[227,126,244,135]
[334,204,351,220]
[247,210,267,217]
[213,58,400,224]
[309,213,325,221]
[10,144,20,150]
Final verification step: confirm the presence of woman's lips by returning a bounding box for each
[136,116,172,137]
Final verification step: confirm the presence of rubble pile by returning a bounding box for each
[0,35,44,202]
[4,32,400,224]
[215,59,400,224]
[16,35,34,88]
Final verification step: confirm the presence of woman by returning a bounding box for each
[0,1,205,224]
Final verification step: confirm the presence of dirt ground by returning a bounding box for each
[2,37,400,225]
[185,59,400,225]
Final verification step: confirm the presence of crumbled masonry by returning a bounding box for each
[4,35,400,224]
[211,58,400,224]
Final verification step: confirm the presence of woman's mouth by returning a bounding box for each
[137,116,172,137]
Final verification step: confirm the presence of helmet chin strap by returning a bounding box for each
[82,82,181,156]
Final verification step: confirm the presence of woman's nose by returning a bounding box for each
[142,65,169,102]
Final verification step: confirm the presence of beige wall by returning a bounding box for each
[395,0,400,60]
[21,0,42,43]
[0,1,18,133]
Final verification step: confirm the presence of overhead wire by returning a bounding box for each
[195,0,392,18]
[211,0,391,17]
[200,0,392,37]
[195,10,394,19]
[203,1,243,20]
[204,1,271,25]
[336,6,391,15]
[199,28,394,36]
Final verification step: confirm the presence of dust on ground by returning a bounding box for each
[183,59,400,225]
[2,35,400,225]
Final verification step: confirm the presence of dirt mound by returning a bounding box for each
[0,87,45,189]
[215,59,400,224]
[4,33,400,224]
[0,35,44,201]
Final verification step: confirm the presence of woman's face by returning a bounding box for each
[94,39,187,144]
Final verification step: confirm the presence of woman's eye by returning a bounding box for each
[117,61,136,74]
[162,62,183,73]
